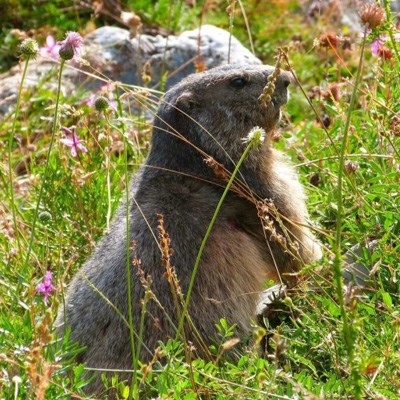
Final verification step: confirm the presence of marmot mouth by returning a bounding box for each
[261,101,281,123]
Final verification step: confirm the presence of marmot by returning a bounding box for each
[57,64,321,394]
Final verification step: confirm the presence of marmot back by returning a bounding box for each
[56,64,321,396]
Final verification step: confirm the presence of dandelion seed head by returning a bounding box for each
[242,126,266,147]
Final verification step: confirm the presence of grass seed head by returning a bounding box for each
[204,156,229,179]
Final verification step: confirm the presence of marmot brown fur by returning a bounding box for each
[56,64,321,395]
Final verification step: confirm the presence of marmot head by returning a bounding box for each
[151,64,291,173]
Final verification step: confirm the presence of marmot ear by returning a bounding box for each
[175,92,199,112]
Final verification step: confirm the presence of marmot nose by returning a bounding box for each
[272,71,292,106]
[278,72,291,89]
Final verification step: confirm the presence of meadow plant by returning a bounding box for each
[176,126,268,342]
[1,1,400,398]
[23,31,83,277]
[8,38,39,256]
[93,95,111,112]
[60,126,88,157]
[58,31,83,61]
[35,271,55,306]
[39,35,60,60]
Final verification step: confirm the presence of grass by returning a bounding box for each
[1,0,399,399]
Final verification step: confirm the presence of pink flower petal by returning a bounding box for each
[60,138,74,146]
[62,126,74,135]
[61,127,88,156]
[78,143,88,153]
[58,31,84,59]
[371,39,381,55]
[36,282,46,294]
[35,270,55,306]
[46,35,55,47]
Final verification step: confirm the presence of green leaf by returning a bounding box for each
[381,291,393,310]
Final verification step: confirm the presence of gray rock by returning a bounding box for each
[80,24,261,89]
[0,25,261,115]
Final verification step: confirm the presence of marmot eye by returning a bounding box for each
[230,77,248,89]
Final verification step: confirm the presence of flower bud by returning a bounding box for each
[345,161,358,174]
[39,211,52,223]
[94,96,110,112]
[59,44,74,60]
[58,31,83,61]
[19,38,39,60]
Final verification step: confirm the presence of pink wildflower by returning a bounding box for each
[36,271,55,305]
[84,93,97,107]
[40,35,60,60]
[60,127,88,157]
[371,33,400,56]
[371,38,382,55]
[58,31,83,60]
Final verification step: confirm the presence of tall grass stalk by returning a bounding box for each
[23,59,65,275]
[227,0,236,64]
[105,113,139,400]
[175,128,265,342]
[333,28,367,399]
[124,131,139,400]
[8,56,32,256]
[383,0,400,63]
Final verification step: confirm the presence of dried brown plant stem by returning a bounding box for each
[279,49,340,157]
[227,0,237,64]
[258,49,283,106]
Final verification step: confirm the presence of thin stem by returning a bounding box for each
[175,134,261,341]
[237,0,255,55]
[105,107,138,400]
[118,118,138,400]
[8,57,31,256]
[383,0,400,65]
[23,59,65,274]
[227,0,236,64]
[333,28,367,399]
[105,119,112,230]
[281,51,340,157]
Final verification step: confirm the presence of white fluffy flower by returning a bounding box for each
[242,126,266,147]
